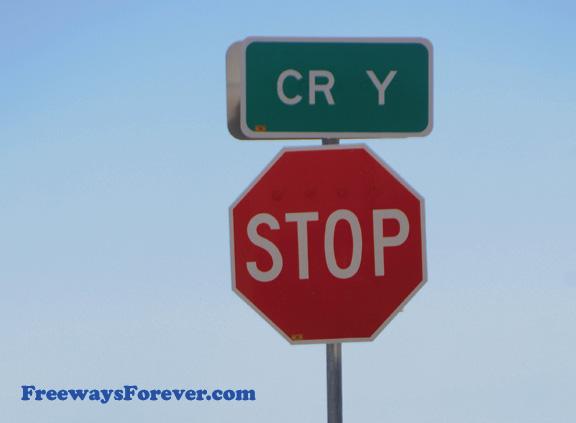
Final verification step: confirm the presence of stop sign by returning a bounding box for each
[230,144,426,344]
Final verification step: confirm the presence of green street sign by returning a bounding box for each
[226,37,433,140]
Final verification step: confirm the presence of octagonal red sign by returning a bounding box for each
[229,144,426,344]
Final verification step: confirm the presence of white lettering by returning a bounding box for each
[277,69,303,105]
[285,212,319,279]
[246,213,283,282]
[324,210,362,279]
[366,70,397,105]
[309,70,335,105]
[245,208,410,281]
[373,209,409,276]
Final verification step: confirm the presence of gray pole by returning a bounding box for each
[326,343,343,423]
[322,137,342,423]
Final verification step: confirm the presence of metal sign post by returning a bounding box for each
[323,137,342,423]
[327,343,343,423]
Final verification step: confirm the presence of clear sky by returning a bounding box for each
[1,1,575,422]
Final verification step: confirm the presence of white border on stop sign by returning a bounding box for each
[229,143,428,344]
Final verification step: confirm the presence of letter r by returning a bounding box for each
[309,70,335,105]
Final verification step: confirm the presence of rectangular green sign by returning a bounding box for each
[238,37,433,140]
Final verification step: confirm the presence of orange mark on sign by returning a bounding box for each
[255,125,267,132]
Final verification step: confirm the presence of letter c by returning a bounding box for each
[277,69,302,105]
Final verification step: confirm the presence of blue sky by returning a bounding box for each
[1,1,575,422]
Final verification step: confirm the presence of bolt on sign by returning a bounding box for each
[229,145,427,344]
[226,37,433,140]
